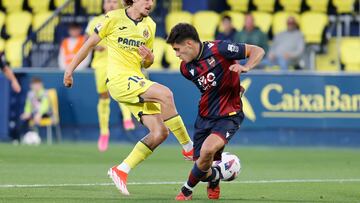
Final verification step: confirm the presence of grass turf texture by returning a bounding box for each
[0,143,359,202]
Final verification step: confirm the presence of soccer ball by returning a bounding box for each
[22,131,41,146]
[212,152,241,181]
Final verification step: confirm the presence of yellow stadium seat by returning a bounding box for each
[152,37,166,70]
[300,12,328,44]
[253,0,275,12]
[2,0,24,13]
[28,0,50,13]
[279,0,302,12]
[332,0,355,13]
[315,39,339,71]
[55,0,75,14]
[220,11,244,31]
[252,12,273,33]
[226,0,249,12]
[33,12,58,42]
[193,11,220,41]
[165,44,181,70]
[0,12,5,32]
[165,11,193,35]
[5,38,25,67]
[272,12,300,35]
[340,38,360,71]
[305,0,329,13]
[81,0,102,15]
[5,11,32,39]
[0,39,5,52]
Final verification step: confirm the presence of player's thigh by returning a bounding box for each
[139,82,174,104]
[94,67,108,94]
[200,134,226,158]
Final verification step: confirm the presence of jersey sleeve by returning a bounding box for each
[217,41,246,60]
[94,15,113,39]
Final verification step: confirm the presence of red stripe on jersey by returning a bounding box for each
[180,61,191,80]
[198,60,209,117]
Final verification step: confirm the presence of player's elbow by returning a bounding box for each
[247,45,265,60]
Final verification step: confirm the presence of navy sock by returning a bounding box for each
[186,163,208,188]
[201,167,219,182]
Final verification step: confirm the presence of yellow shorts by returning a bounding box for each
[107,74,161,121]
[94,66,108,94]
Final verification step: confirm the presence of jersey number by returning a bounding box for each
[128,76,143,90]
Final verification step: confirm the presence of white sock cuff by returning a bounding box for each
[183,182,194,191]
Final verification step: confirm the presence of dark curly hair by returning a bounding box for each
[166,23,201,44]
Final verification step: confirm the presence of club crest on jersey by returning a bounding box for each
[143,29,149,38]
[207,57,216,68]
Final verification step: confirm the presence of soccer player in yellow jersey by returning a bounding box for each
[64,0,193,195]
[85,0,136,152]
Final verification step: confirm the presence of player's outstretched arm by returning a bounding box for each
[229,45,265,74]
[2,66,21,93]
[63,34,101,88]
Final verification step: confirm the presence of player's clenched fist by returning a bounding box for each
[63,71,73,88]
[138,45,154,68]
[229,64,249,74]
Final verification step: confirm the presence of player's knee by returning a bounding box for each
[200,147,216,160]
[161,87,174,105]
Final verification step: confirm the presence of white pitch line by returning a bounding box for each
[1,179,360,189]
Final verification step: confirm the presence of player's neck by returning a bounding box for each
[126,7,143,22]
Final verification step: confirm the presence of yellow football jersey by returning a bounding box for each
[86,14,107,69]
[95,9,156,80]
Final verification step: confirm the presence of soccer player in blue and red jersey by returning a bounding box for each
[166,23,265,201]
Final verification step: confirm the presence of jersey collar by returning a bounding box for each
[195,42,204,61]
[125,8,143,25]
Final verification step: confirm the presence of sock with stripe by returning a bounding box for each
[181,163,207,196]
[118,141,153,174]
[164,115,193,151]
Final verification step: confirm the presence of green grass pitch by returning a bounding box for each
[0,143,359,202]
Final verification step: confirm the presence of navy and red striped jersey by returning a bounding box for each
[180,40,246,118]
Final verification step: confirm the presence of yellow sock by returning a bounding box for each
[164,115,192,146]
[123,141,153,169]
[119,102,132,121]
[97,98,110,135]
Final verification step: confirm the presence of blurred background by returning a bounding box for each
[0,0,360,146]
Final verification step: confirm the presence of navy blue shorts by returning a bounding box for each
[193,112,244,161]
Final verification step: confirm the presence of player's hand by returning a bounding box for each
[21,113,31,120]
[11,81,21,93]
[229,64,249,74]
[138,45,154,65]
[63,71,73,88]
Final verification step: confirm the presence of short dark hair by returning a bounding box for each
[222,15,231,22]
[31,77,42,84]
[166,23,201,44]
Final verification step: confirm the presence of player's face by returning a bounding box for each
[172,40,198,63]
[133,0,153,17]
[103,0,119,13]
